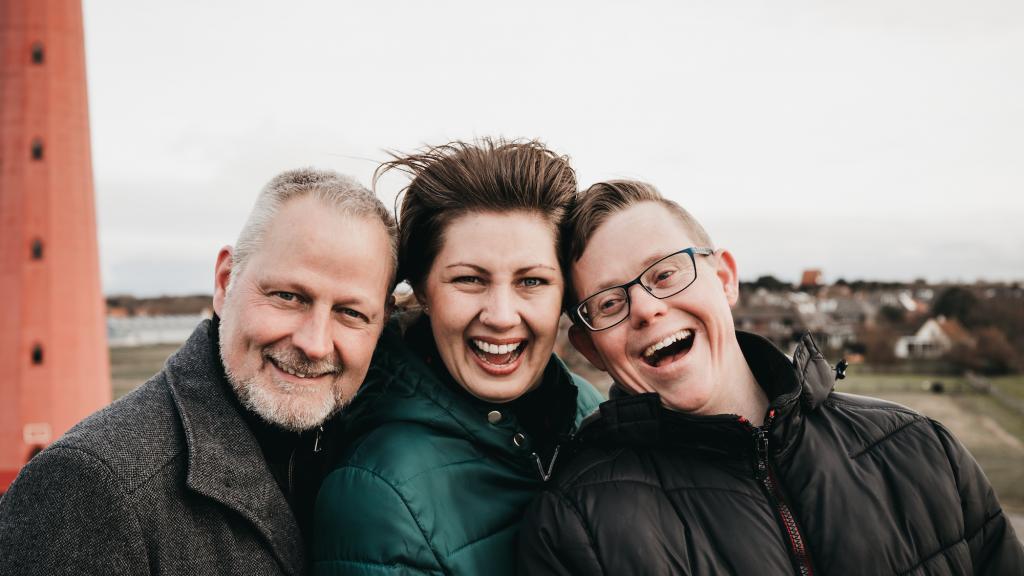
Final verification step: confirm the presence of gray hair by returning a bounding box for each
[230,168,399,291]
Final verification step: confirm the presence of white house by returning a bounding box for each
[894,316,975,359]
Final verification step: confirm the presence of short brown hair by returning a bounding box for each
[563,180,714,304]
[377,138,577,290]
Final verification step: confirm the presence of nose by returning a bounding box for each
[628,283,667,328]
[291,306,334,360]
[479,286,520,331]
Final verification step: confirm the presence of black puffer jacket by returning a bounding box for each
[519,332,1023,575]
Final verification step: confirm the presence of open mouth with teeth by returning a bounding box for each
[469,339,527,367]
[641,329,695,367]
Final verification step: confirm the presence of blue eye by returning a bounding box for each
[275,291,297,302]
[521,278,545,288]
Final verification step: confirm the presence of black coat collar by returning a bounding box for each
[578,331,837,460]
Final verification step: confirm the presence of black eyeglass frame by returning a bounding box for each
[572,247,715,332]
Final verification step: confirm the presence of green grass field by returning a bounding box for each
[110,344,180,399]
[993,375,1024,403]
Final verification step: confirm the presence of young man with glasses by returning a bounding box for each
[518,180,1022,575]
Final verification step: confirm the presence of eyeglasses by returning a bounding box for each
[573,247,714,331]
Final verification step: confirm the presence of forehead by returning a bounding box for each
[435,210,558,265]
[244,196,392,300]
[573,202,698,295]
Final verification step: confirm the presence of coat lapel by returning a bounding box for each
[164,321,304,576]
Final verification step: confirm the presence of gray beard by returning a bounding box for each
[217,310,348,431]
[220,354,345,432]
[225,369,342,432]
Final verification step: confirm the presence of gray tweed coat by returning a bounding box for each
[0,320,304,575]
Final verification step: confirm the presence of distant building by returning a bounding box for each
[733,289,805,351]
[894,316,976,359]
[814,296,872,351]
[799,269,824,290]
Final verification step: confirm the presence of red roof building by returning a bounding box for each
[799,269,824,290]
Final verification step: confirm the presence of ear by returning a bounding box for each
[713,249,740,307]
[568,324,607,372]
[212,246,234,316]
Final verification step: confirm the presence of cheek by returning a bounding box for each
[595,335,628,363]
[340,332,379,365]
[527,294,564,333]
[243,311,296,348]
[430,292,478,337]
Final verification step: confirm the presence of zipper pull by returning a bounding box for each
[753,428,769,480]
[752,408,776,480]
[313,425,323,454]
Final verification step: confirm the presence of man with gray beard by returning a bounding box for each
[0,169,398,576]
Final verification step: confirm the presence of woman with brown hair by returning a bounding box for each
[312,138,602,576]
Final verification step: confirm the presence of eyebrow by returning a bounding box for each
[589,251,669,293]
[446,263,559,275]
[445,263,487,273]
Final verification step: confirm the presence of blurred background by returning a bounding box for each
[87,1,1023,294]
[4,0,1023,530]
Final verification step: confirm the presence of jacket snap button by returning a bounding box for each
[513,433,526,447]
[487,410,503,424]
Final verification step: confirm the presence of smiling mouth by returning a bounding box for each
[470,339,527,366]
[267,356,336,379]
[641,329,695,367]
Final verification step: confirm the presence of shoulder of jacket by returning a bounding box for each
[0,441,151,575]
[53,374,186,495]
[823,391,927,420]
[5,441,139,523]
[818,391,940,455]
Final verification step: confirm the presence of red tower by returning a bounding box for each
[0,0,110,491]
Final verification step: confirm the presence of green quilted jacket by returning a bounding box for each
[312,317,603,576]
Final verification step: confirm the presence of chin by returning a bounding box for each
[465,380,532,404]
[658,384,715,414]
[237,377,339,431]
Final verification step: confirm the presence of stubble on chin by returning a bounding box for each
[225,369,347,432]
[217,315,350,430]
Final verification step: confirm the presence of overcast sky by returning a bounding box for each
[82,0,1023,296]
